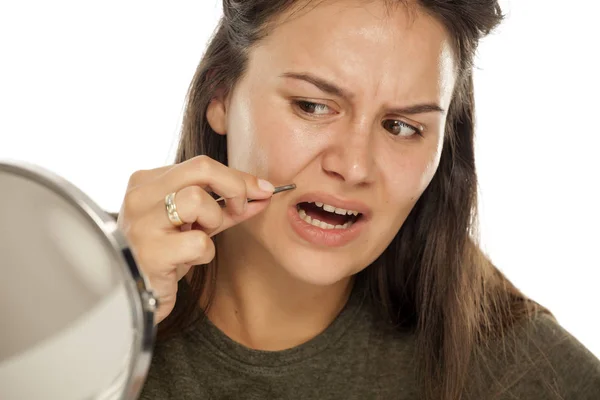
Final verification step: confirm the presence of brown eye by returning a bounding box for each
[295,100,331,115]
[382,120,419,137]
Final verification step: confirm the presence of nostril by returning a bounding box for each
[321,167,346,182]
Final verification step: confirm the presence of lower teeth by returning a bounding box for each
[297,207,353,230]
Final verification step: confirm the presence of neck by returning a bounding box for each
[203,226,353,351]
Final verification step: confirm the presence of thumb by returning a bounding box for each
[238,172,276,201]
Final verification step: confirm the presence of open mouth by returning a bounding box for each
[296,201,362,230]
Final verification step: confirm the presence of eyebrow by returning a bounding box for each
[279,71,446,116]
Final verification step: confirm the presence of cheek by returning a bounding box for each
[225,92,266,173]
[228,94,327,181]
[383,139,443,205]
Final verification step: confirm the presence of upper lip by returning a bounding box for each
[292,191,372,218]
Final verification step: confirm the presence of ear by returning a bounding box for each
[206,88,228,136]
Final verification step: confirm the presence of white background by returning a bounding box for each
[1,0,598,360]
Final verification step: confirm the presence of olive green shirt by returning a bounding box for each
[139,284,600,399]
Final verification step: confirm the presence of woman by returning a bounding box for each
[118,0,600,399]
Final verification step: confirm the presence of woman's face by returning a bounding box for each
[207,0,457,285]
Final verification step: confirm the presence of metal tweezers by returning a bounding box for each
[211,184,296,207]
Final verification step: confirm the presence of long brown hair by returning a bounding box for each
[158,1,549,399]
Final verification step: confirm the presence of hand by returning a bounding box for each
[116,155,275,325]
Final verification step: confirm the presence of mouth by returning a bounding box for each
[287,192,370,247]
[295,201,362,230]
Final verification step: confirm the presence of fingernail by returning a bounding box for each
[258,179,275,193]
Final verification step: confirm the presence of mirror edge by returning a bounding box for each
[0,158,158,400]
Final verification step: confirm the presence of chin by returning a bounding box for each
[240,197,394,286]
[272,247,366,287]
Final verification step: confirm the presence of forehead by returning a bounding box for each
[250,0,456,104]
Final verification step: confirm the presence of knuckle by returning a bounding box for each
[128,169,150,187]
[185,231,208,252]
[192,155,213,171]
[186,186,205,204]
[182,158,213,184]
[197,204,223,230]
[194,155,211,163]
[187,232,215,262]
[201,242,217,264]
[181,187,223,230]
[184,187,223,229]
[122,187,144,216]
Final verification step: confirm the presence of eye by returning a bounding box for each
[293,100,333,116]
[382,119,421,137]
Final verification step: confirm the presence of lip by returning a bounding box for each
[286,191,371,248]
[287,206,366,247]
[291,191,372,219]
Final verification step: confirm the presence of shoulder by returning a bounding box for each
[473,312,600,399]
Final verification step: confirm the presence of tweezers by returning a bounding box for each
[212,184,296,207]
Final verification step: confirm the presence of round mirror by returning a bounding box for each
[0,160,157,400]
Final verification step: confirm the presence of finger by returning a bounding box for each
[204,197,272,237]
[119,165,176,222]
[126,165,173,189]
[141,185,272,237]
[137,182,271,238]
[147,156,275,214]
[150,185,224,231]
[133,229,216,274]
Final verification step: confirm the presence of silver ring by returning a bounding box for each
[165,192,184,227]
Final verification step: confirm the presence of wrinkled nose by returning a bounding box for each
[320,122,375,186]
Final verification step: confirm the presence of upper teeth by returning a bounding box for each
[311,201,360,216]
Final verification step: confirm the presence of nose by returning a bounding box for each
[320,120,375,186]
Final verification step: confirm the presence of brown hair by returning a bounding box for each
[158,1,549,399]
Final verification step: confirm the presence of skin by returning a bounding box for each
[204,0,457,350]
